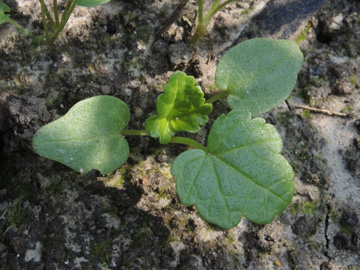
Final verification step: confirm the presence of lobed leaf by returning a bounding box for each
[75,0,110,7]
[215,38,303,115]
[0,2,10,25]
[145,71,213,144]
[33,95,130,174]
[171,110,294,229]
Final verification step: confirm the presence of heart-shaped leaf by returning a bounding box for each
[0,2,10,25]
[215,38,303,115]
[145,71,213,144]
[171,110,294,229]
[75,0,110,7]
[33,95,130,174]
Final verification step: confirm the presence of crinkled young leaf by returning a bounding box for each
[215,38,303,115]
[145,71,213,144]
[75,0,110,7]
[33,96,130,174]
[0,2,10,24]
[171,110,294,229]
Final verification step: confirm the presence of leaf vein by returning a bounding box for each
[215,156,288,204]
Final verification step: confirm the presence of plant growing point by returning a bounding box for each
[145,71,213,144]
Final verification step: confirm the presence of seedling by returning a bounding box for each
[191,0,236,45]
[33,38,303,229]
[0,2,30,36]
[0,0,110,44]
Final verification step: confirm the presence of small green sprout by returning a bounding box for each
[0,0,110,45]
[145,71,213,144]
[32,38,303,229]
[191,0,236,46]
[39,0,111,44]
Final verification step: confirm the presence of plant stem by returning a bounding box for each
[204,0,234,25]
[198,0,204,26]
[39,0,56,29]
[48,0,76,44]
[39,0,50,44]
[6,18,25,31]
[191,0,235,45]
[170,137,207,152]
[53,0,60,26]
[121,129,151,136]
[60,0,76,25]
[205,90,229,104]
[121,130,207,151]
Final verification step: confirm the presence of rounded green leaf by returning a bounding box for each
[33,96,130,174]
[145,71,213,144]
[171,110,294,229]
[215,38,303,115]
[75,0,110,7]
[0,2,10,25]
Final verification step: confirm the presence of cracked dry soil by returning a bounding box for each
[0,0,359,269]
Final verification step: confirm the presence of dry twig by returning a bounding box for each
[291,104,348,117]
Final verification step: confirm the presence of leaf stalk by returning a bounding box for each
[121,130,207,151]
[170,137,207,152]
[191,0,235,45]
[121,129,151,136]
[205,90,230,104]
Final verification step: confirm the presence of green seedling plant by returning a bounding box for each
[191,0,236,46]
[0,0,110,44]
[0,2,30,36]
[33,38,303,229]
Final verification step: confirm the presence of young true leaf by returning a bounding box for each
[33,96,130,174]
[171,110,294,229]
[0,2,10,24]
[145,71,213,144]
[75,0,110,7]
[215,38,303,115]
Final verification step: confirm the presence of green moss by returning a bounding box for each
[296,23,312,44]
[303,200,319,216]
[309,98,321,107]
[9,198,29,227]
[308,241,324,250]
[225,231,235,244]
[134,26,150,42]
[349,75,358,85]
[7,181,36,227]
[341,104,353,114]
[330,210,339,221]
[275,111,292,124]
[132,162,147,178]
[103,204,118,215]
[302,110,311,118]
[157,186,168,199]
[130,227,152,248]
[159,166,173,182]
[290,200,319,216]
[42,181,64,196]
[296,31,307,44]
[241,7,254,15]
[117,165,131,185]
[101,164,131,188]
[90,240,111,265]
[178,216,189,229]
